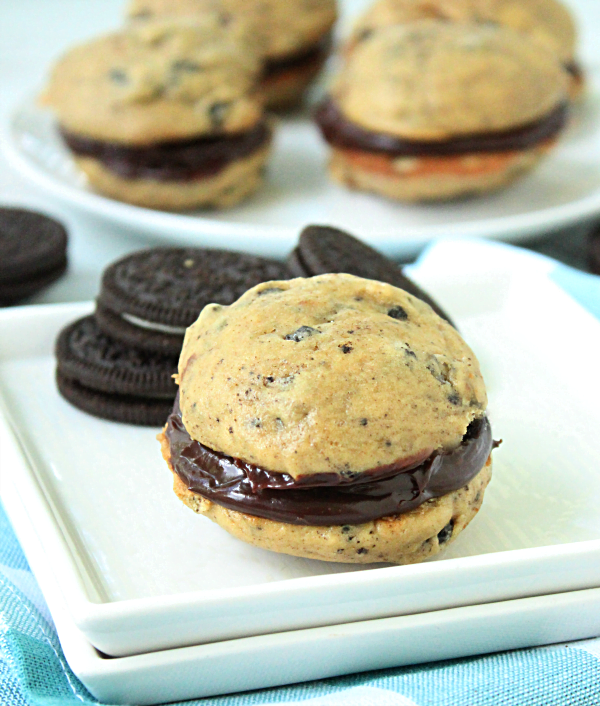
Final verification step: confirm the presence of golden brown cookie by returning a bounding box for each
[317,20,569,201]
[41,18,272,209]
[127,0,338,109]
[161,273,496,564]
[347,0,582,99]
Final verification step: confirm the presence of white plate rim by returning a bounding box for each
[4,461,600,705]
[3,90,600,256]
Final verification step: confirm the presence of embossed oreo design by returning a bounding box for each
[96,247,291,354]
[0,208,68,306]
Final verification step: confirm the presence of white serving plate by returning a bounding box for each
[3,0,600,258]
[4,461,600,706]
[1,239,600,659]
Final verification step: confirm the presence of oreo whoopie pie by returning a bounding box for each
[159,273,496,564]
[316,21,569,201]
[96,247,292,355]
[56,315,178,426]
[288,224,454,325]
[0,208,68,305]
[127,0,338,110]
[41,17,272,210]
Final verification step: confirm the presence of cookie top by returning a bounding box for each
[349,0,577,64]
[127,0,337,60]
[0,207,68,284]
[41,17,263,144]
[332,20,568,140]
[177,273,487,479]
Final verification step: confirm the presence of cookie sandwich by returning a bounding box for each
[347,0,582,97]
[316,21,569,201]
[96,246,291,355]
[159,273,496,564]
[41,17,271,209]
[0,208,68,306]
[55,246,290,425]
[56,315,179,426]
[127,0,338,109]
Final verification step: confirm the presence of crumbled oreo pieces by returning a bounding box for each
[97,247,291,355]
[287,225,454,325]
[55,316,178,426]
[0,208,68,305]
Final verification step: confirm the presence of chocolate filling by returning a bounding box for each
[166,397,494,526]
[263,33,332,79]
[315,98,568,157]
[60,121,271,182]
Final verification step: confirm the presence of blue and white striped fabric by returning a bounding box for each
[2,240,600,706]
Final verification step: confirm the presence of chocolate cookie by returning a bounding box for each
[56,315,178,425]
[588,227,600,275]
[160,273,495,563]
[0,208,68,305]
[288,225,453,324]
[96,247,291,355]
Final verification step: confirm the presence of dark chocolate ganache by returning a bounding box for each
[315,98,568,157]
[264,34,332,78]
[60,121,271,182]
[166,399,494,526]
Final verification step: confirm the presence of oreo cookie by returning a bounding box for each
[96,248,291,355]
[55,315,178,426]
[0,207,68,305]
[588,226,600,275]
[288,225,453,325]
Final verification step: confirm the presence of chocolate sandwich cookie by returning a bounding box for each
[41,17,271,210]
[288,225,453,324]
[0,208,68,306]
[317,21,569,202]
[587,226,600,276]
[127,0,338,110]
[159,273,496,564]
[96,247,291,355]
[347,0,582,98]
[56,315,178,425]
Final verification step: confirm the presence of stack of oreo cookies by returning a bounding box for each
[55,247,291,426]
[0,208,68,305]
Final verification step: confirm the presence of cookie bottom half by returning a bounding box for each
[328,143,555,202]
[74,145,271,210]
[162,425,492,564]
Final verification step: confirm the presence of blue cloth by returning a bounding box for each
[2,239,600,706]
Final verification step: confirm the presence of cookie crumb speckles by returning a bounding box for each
[437,520,454,544]
[388,305,408,321]
[285,326,319,342]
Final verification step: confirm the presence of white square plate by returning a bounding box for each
[2,239,600,657]
[5,462,600,705]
